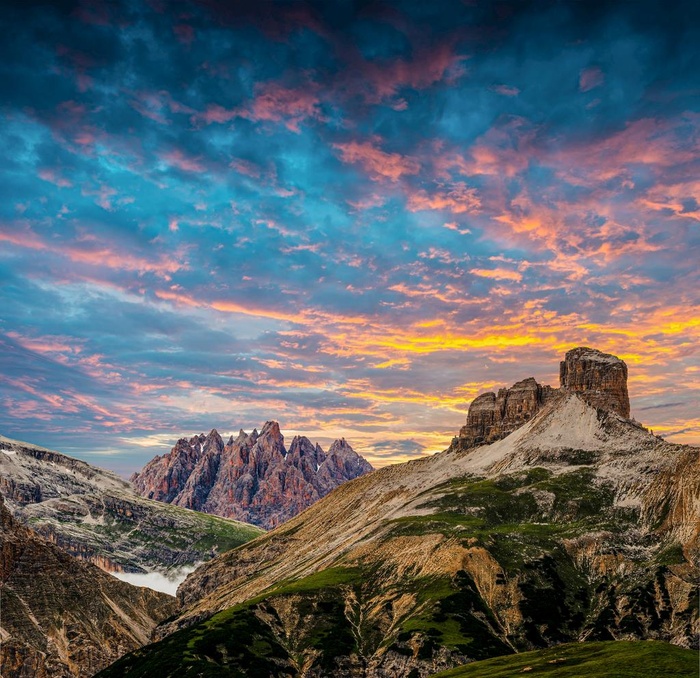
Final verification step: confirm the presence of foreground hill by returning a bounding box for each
[131,424,373,529]
[0,495,176,678]
[97,348,699,677]
[0,435,263,577]
[432,640,699,678]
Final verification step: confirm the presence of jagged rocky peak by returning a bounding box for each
[560,346,630,418]
[131,422,373,529]
[328,437,373,467]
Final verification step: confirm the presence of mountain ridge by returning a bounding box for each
[0,435,264,578]
[131,423,373,529]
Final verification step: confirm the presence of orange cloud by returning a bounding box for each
[333,139,420,182]
[471,267,523,282]
[407,182,481,214]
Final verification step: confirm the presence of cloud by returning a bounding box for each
[0,0,697,472]
[110,565,198,596]
[579,66,604,92]
[332,138,420,182]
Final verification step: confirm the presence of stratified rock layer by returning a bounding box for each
[457,347,632,449]
[131,423,373,529]
[0,495,176,678]
[560,346,630,418]
[459,378,556,446]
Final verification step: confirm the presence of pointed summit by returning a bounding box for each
[132,423,372,529]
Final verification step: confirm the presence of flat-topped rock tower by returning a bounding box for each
[457,346,631,448]
[560,347,630,418]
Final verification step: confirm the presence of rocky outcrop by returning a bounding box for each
[0,435,263,576]
[0,494,177,678]
[131,422,373,529]
[458,377,556,446]
[456,347,632,449]
[560,346,630,418]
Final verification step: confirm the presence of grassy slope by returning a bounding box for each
[96,467,695,676]
[432,641,699,678]
[27,494,265,570]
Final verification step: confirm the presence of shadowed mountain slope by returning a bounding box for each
[0,435,263,576]
[0,495,177,678]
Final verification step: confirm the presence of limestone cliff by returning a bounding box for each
[0,495,177,678]
[560,346,630,418]
[458,377,556,446]
[131,423,373,529]
[456,346,632,449]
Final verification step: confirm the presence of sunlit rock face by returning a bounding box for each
[459,377,557,447]
[560,347,630,418]
[131,422,373,529]
[457,347,631,450]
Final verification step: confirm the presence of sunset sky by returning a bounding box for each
[1,0,698,475]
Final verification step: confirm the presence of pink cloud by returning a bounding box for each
[0,223,187,279]
[198,103,236,125]
[433,116,536,179]
[6,332,83,356]
[236,81,324,132]
[333,138,420,182]
[162,149,205,172]
[491,84,520,97]
[344,43,468,105]
[579,66,604,92]
[38,168,73,188]
[407,183,481,214]
[80,183,117,211]
[229,157,263,179]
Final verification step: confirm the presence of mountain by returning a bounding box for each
[131,424,373,529]
[0,435,264,578]
[97,348,699,678]
[0,494,176,678]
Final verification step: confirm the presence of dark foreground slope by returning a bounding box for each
[97,350,699,678]
[0,495,177,678]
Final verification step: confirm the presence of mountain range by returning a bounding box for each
[97,348,699,677]
[131,425,373,529]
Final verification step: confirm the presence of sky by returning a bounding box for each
[0,0,698,476]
